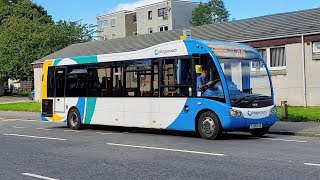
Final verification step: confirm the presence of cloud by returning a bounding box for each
[109,0,165,13]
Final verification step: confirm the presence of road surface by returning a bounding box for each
[0,118,320,180]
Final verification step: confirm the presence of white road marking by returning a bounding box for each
[304,163,320,167]
[22,173,59,180]
[96,132,126,135]
[36,128,52,131]
[64,130,81,132]
[263,138,307,143]
[0,119,16,122]
[3,134,66,141]
[106,143,225,156]
[12,126,25,129]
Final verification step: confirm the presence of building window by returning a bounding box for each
[133,15,137,23]
[270,47,286,67]
[158,8,165,17]
[148,28,153,34]
[313,42,320,54]
[111,18,116,27]
[255,47,286,70]
[258,49,267,61]
[100,20,107,29]
[159,26,168,32]
[148,11,152,20]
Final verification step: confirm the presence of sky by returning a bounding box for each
[32,0,320,25]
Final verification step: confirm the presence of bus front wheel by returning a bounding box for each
[198,111,221,140]
[249,127,270,137]
[67,108,82,130]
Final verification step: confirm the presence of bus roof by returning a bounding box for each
[45,40,260,67]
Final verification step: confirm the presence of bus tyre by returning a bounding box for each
[67,108,82,130]
[198,111,221,140]
[249,127,270,137]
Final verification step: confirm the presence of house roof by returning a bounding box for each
[32,8,320,65]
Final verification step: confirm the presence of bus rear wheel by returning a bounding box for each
[249,127,270,137]
[67,108,82,130]
[198,111,221,140]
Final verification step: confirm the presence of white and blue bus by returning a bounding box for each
[41,40,277,140]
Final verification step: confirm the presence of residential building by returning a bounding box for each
[97,10,137,41]
[33,8,320,106]
[96,0,198,39]
[136,0,199,35]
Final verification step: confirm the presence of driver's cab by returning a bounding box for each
[194,54,228,102]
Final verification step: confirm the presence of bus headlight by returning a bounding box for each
[230,109,243,117]
[269,106,277,116]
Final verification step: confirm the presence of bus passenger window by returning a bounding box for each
[47,67,55,97]
[160,58,193,97]
[124,59,152,97]
[88,64,107,97]
[113,66,123,97]
[66,66,87,97]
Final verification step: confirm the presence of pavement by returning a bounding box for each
[0,111,39,120]
[270,121,320,137]
[1,110,320,137]
[0,96,30,104]
[0,118,320,179]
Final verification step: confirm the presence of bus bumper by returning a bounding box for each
[221,114,277,131]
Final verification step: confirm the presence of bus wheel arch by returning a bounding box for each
[195,109,222,140]
[67,107,83,130]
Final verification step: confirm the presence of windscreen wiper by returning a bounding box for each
[234,95,252,104]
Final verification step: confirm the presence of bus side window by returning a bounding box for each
[47,67,55,97]
[66,66,87,97]
[160,58,193,97]
[88,64,107,97]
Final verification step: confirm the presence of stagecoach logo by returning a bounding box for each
[154,48,178,56]
[247,110,267,116]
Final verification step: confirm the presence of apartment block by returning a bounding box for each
[96,0,198,40]
[97,10,137,41]
[136,0,198,35]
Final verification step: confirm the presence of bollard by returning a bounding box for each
[281,101,288,119]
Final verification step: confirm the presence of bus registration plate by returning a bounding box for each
[250,123,263,129]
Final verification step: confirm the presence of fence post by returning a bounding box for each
[281,101,288,119]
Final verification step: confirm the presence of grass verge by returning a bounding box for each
[277,107,320,122]
[0,102,40,112]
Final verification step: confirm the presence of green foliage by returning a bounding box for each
[0,0,95,81]
[277,107,320,122]
[190,0,230,26]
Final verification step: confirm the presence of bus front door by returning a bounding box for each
[54,67,66,113]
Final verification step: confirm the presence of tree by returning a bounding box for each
[190,0,230,26]
[0,0,95,81]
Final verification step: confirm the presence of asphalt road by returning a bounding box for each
[1,118,320,180]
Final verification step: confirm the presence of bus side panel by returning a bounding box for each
[85,98,188,130]
[166,98,232,132]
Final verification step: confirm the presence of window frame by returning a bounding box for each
[111,18,116,27]
[100,20,107,29]
[254,46,286,71]
[148,11,152,20]
[158,8,165,17]
[159,25,168,32]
